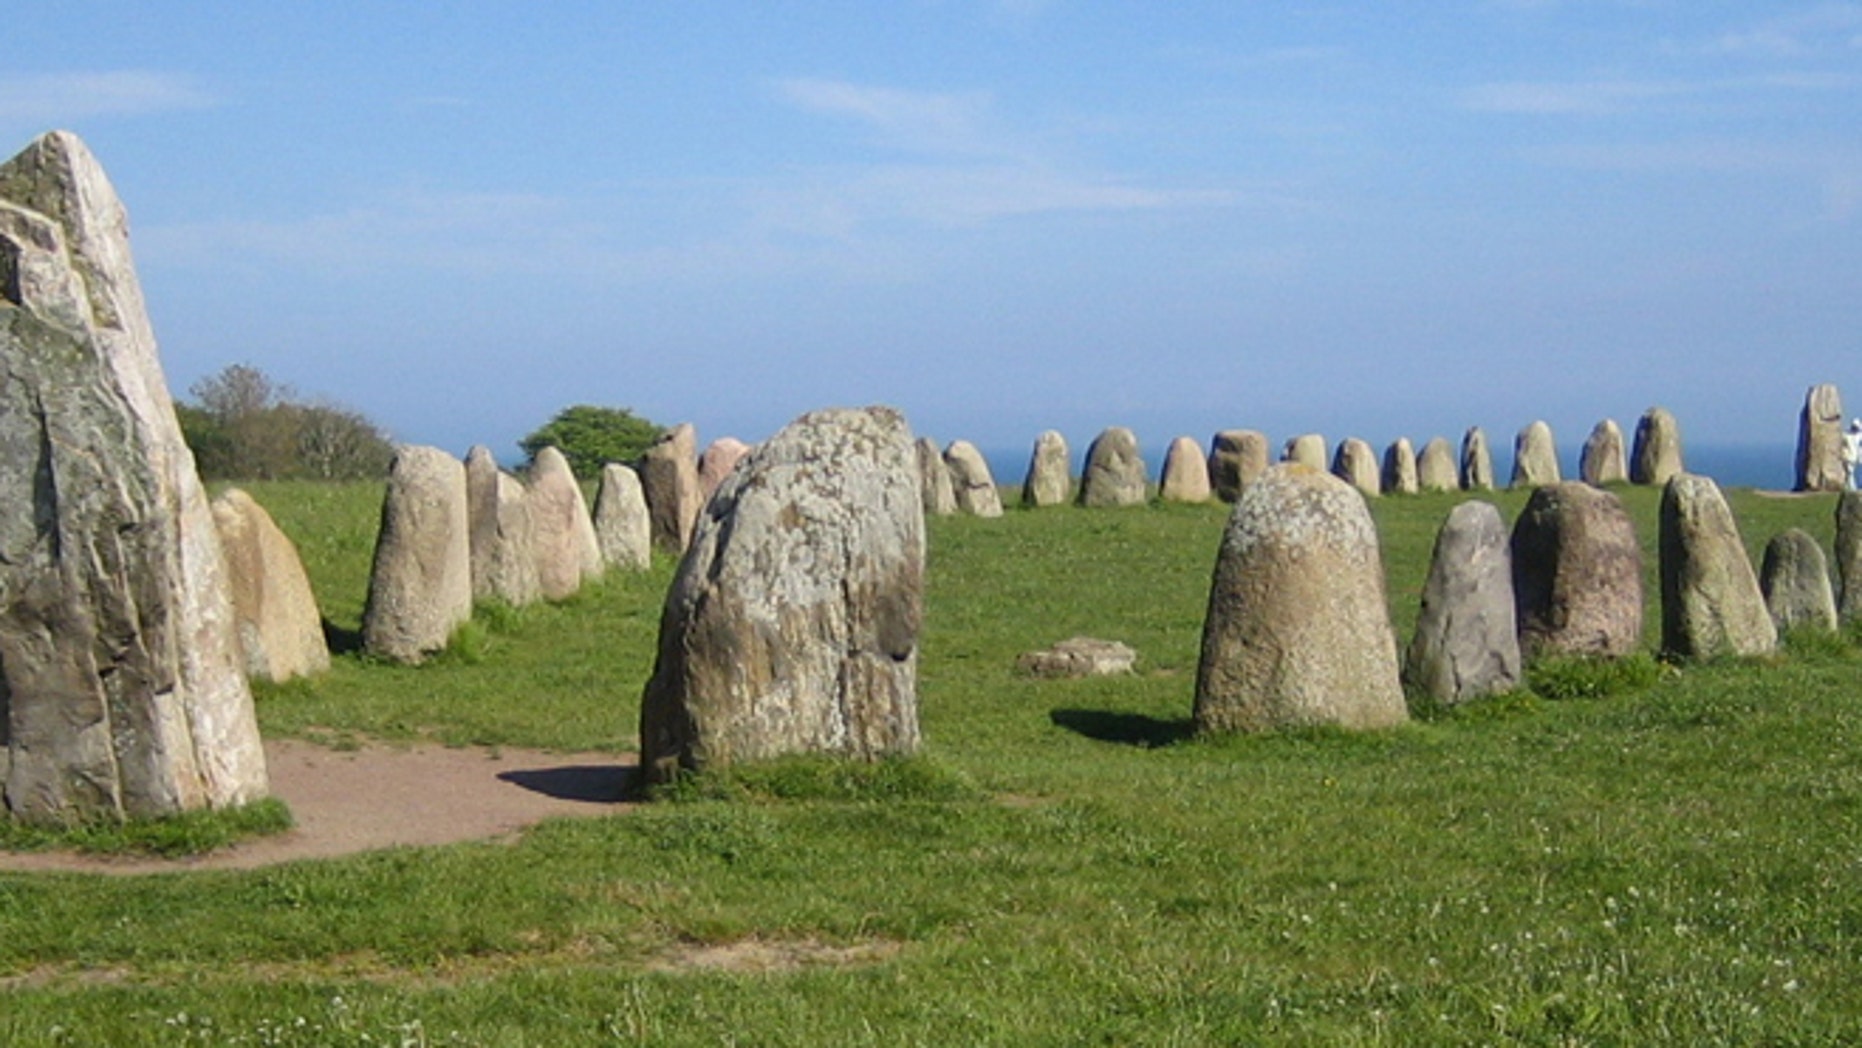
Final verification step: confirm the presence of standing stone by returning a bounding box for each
[1281,433,1328,472]
[528,446,604,600]
[593,463,651,571]
[1193,465,1408,734]
[639,407,923,783]
[1460,427,1495,491]
[945,440,1004,517]
[1159,435,1212,503]
[915,437,957,516]
[1630,407,1684,486]
[211,489,331,683]
[697,437,752,501]
[0,130,268,822]
[1331,437,1381,497]
[1659,474,1776,658]
[1761,529,1838,634]
[1580,419,1628,486]
[1022,429,1072,507]
[1079,426,1147,507]
[1837,492,1862,623]
[1797,384,1846,493]
[641,422,702,553]
[1511,482,1644,659]
[1404,501,1521,703]
[1417,437,1459,492]
[465,447,541,607]
[1208,429,1269,502]
[1511,421,1561,488]
[1382,437,1419,495]
[362,445,473,663]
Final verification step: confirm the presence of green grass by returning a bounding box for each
[3,480,1860,1044]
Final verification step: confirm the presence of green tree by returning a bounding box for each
[519,405,665,480]
[180,363,394,481]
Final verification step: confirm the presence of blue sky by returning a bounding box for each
[6,2,1859,466]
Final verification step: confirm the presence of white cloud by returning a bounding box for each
[1697,4,1862,58]
[0,71,212,122]
[1461,79,1693,115]
[775,79,1002,157]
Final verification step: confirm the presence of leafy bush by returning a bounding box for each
[519,404,665,480]
[181,363,393,480]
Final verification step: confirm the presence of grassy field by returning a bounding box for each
[3,478,1861,1044]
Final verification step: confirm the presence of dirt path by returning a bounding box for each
[0,739,639,876]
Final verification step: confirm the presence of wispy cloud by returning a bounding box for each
[775,79,1003,157]
[1527,138,1862,223]
[1693,3,1862,58]
[1461,79,1693,115]
[0,71,212,122]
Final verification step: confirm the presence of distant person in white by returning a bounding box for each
[1845,419,1862,491]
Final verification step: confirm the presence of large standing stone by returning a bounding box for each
[1511,482,1643,659]
[1580,419,1628,486]
[1331,437,1381,497]
[1659,474,1776,658]
[1797,384,1846,493]
[528,446,604,600]
[697,437,752,501]
[1078,426,1147,507]
[465,446,541,607]
[1159,435,1212,502]
[212,489,331,683]
[1417,437,1459,492]
[1460,427,1495,491]
[593,463,651,571]
[915,437,957,517]
[1382,437,1419,495]
[639,407,923,783]
[1208,429,1269,503]
[1761,529,1837,633]
[1404,501,1521,703]
[945,440,1004,517]
[1837,492,1862,623]
[1193,465,1408,734]
[0,131,268,822]
[1630,407,1684,486]
[362,445,473,663]
[1021,429,1072,508]
[1511,420,1561,488]
[1282,433,1328,472]
[641,422,702,552]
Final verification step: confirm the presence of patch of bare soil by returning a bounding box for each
[644,938,902,974]
[0,739,639,876]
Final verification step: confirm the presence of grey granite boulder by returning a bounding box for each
[1417,437,1459,492]
[945,440,1004,517]
[639,407,924,783]
[1630,407,1684,486]
[1761,528,1837,634]
[1022,429,1072,507]
[362,445,473,663]
[465,446,541,607]
[1461,426,1495,491]
[1797,384,1846,492]
[697,437,752,501]
[528,446,604,601]
[1659,474,1776,658]
[1281,433,1328,472]
[915,437,957,517]
[1159,435,1212,502]
[1580,419,1628,486]
[1331,437,1381,497]
[593,462,651,571]
[1017,637,1138,678]
[1079,426,1147,507]
[1208,429,1269,502]
[1511,482,1643,659]
[1383,437,1419,495]
[1511,420,1561,488]
[642,422,702,552]
[1404,501,1521,704]
[212,489,331,683]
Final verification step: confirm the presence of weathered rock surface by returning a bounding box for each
[945,440,1004,517]
[1404,501,1520,703]
[1417,437,1459,492]
[1021,429,1071,508]
[1580,419,1628,486]
[1282,433,1328,472]
[1761,528,1837,634]
[593,463,651,571]
[465,446,540,606]
[1194,465,1408,734]
[1460,427,1495,491]
[527,446,604,601]
[1332,437,1381,497]
[1383,437,1419,495]
[1837,492,1862,623]
[1208,429,1269,502]
[641,422,702,552]
[915,437,957,517]
[1511,420,1561,488]
[1511,482,1643,659]
[697,437,752,501]
[1659,474,1776,658]
[362,445,473,663]
[0,130,268,822]
[1159,435,1212,502]
[1797,384,1846,493]
[1079,426,1147,507]
[638,407,924,783]
[1631,407,1684,486]
[212,489,331,683]
[1017,637,1138,678]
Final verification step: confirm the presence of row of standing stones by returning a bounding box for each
[3,127,1858,822]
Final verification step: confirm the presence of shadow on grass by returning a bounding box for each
[322,617,364,656]
[1050,708,1196,748]
[498,764,639,804]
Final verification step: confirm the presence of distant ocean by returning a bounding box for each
[979,442,1802,495]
